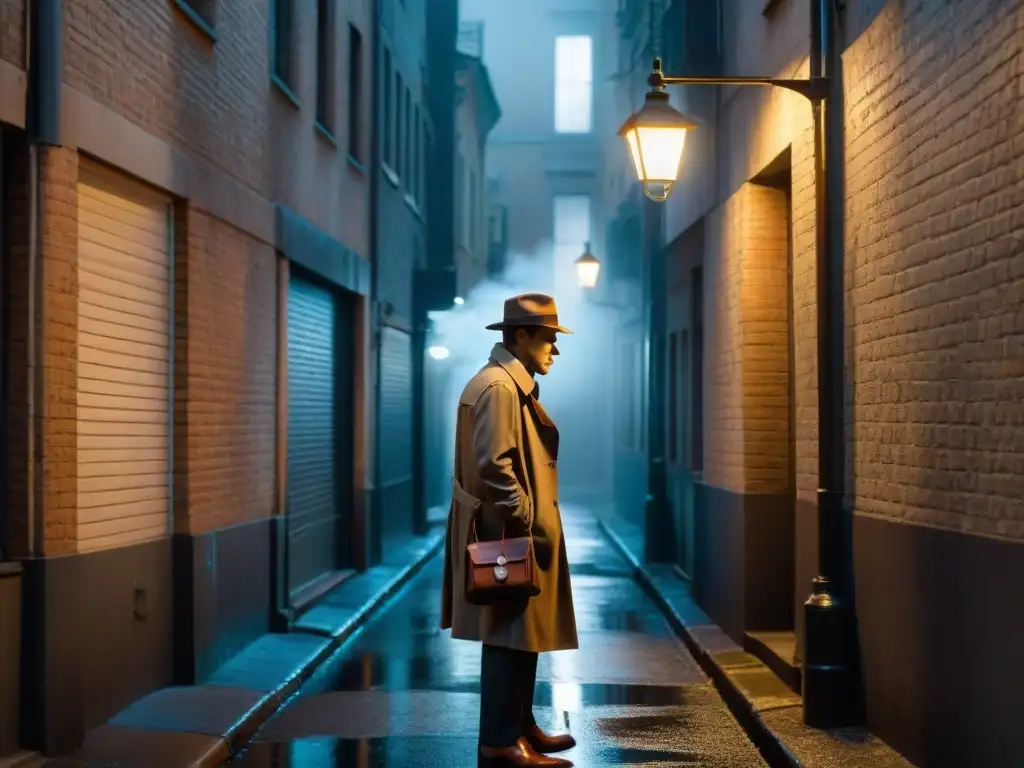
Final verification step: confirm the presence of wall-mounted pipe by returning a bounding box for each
[24,0,63,557]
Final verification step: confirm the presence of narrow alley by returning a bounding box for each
[228,508,768,767]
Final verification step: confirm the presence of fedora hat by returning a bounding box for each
[485,293,574,334]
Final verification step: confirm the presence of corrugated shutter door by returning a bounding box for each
[286,275,338,594]
[76,161,172,553]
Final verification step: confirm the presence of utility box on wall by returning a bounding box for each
[0,564,21,757]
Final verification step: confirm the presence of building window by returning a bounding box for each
[395,72,405,177]
[690,267,704,472]
[422,121,431,206]
[315,0,334,133]
[412,103,420,202]
[469,168,478,253]
[455,149,465,246]
[667,331,678,463]
[553,195,591,285]
[554,35,593,133]
[383,49,393,169]
[271,0,294,87]
[404,88,412,191]
[347,24,363,160]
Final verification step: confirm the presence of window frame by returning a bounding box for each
[383,49,394,170]
[271,0,296,93]
[347,23,364,162]
[315,0,335,136]
[553,35,593,134]
[395,72,405,178]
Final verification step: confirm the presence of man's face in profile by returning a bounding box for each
[515,327,560,376]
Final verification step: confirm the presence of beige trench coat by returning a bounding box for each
[440,343,578,653]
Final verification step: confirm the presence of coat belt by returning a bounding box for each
[451,478,482,511]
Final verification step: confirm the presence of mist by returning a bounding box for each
[424,243,620,517]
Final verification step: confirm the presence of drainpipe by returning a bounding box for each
[25,0,63,558]
[365,0,382,569]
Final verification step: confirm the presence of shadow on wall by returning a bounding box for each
[427,244,619,508]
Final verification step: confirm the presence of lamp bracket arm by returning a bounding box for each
[652,72,830,102]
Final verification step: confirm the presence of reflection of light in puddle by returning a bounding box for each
[551,681,583,713]
[549,650,582,712]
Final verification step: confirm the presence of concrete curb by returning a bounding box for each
[596,518,802,768]
[214,531,445,764]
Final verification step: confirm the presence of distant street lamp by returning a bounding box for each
[574,242,601,289]
[427,345,450,361]
[617,0,855,730]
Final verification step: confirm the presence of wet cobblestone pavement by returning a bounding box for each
[230,507,768,767]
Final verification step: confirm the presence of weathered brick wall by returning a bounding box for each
[704,181,802,495]
[64,0,271,195]
[63,1,371,256]
[660,0,820,503]
[268,0,373,255]
[703,196,744,491]
[740,183,792,495]
[843,0,1024,540]
[0,0,23,67]
[4,143,80,557]
[173,207,277,536]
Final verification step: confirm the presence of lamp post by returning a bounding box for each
[617,0,856,729]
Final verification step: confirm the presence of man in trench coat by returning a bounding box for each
[441,293,579,768]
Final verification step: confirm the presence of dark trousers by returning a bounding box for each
[479,643,539,747]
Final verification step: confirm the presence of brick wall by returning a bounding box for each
[703,182,796,495]
[843,0,1024,540]
[703,197,744,492]
[64,0,271,195]
[4,143,80,557]
[0,0,23,67]
[63,0,371,255]
[173,207,277,536]
[740,183,792,495]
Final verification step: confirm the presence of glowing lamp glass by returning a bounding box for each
[575,250,601,289]
[618,88,698,202]
[427,345,450,360]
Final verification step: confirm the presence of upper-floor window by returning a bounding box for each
[554,35,593,133]
[404,88,412,191]
[315,0,335,133]
[412,103,420,203]
[395,72,405,177]
[271,0,294,88]
[348,24,364,161]
[383,49,394,169]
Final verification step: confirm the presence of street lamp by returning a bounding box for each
[618,0,856,730]
[574,242,601,289]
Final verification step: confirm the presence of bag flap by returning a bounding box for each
[467,537,531,566]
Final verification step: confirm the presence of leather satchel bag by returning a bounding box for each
[466,520,541,605]
[455,481,541,605]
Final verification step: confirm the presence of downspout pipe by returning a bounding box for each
[25,0,63,558]
[366,0,382,569]
[802,0,862,729]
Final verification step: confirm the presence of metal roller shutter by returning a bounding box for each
[378,327,413,537]
[76,161,172,553]
[286,274,339,595]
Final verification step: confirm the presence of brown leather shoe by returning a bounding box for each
[479,736,574,767]
[525,723,577,754]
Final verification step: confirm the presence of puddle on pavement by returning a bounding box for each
[300,653,689,707]
[232,734,701,767]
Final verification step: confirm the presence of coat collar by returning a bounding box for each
[490,343,536,396]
